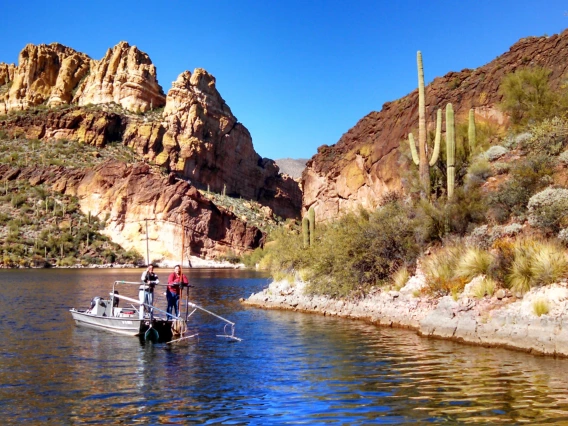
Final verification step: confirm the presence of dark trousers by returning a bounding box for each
[166,290,180,320]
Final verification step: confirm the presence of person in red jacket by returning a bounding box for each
[166,265,189,320]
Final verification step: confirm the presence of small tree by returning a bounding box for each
[499,67,559,126]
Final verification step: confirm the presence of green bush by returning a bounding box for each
[488,154,553,223]
[524,116,568,156]
[241,247,266,268]
[527,187,568,234]
[499,66,562,126]
[304,201,420,298]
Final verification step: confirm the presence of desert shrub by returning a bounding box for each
[558,228,568,246]
[523,116,568,156]
[0,212,10,225]
[488,154,553,223]
[257,226,306,278]
[484,145,509,162]
[503,132,532,150]
[499,67,561,126]
[417,185,487,241]
[533,298,550,317]
[558,150,568,166]
[467,156,492,182]
[11,193,27,208]
[422,244,468,296]
[58,256,77,267]
[492,162,511,175]
[305,201,420,298]
[455,248,494,281]
[527,187,568,234]
[241,247,266,268]
[467,224,523,250]
[505,238,568,294]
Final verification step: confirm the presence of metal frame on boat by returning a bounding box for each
[69,280,241,342]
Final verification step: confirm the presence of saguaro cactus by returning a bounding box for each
[408,51,441,198]
[468,108,476,154]
[308,206,316,247]
[302,217,310,248]
[446,103,456,200]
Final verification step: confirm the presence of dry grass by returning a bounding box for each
[423,245,468,296]
[472,277,497,299]
[507,238,568,294]
[532,298,550,317]
[456,248,493,281]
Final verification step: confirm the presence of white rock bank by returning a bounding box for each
[242,276,568,357]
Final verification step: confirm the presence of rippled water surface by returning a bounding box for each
[1,268,568,424]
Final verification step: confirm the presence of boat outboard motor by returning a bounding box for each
[90,296,101,311]
[89,296,107,316]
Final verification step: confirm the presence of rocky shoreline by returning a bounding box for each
[242,273,568,358]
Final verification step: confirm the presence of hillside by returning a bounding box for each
[0,133,285,266]
[302,30,568,221]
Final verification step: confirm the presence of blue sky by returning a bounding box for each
[1,1,567,160]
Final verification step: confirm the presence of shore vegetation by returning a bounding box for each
[244,65,568,300]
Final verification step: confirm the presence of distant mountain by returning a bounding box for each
[275,158,308,179]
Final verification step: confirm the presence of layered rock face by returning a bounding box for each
[0,41,301,220]
[0,41,165,114]
[154,68,300,218]
[303,31,568,222]
[74,41,166,112]
[0,161,264,260]
[0,43,90,113]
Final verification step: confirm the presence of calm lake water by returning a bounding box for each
[1,268,568,424]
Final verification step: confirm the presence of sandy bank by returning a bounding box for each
[242,273,568,357]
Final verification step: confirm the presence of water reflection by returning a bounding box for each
[1,269,568,424]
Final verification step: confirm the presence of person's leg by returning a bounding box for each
[173,293,179,318]
[138,289,145,319]
[147,291,154,316]
[166,290,173,320]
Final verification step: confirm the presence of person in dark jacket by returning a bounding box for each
[139,264,158,319]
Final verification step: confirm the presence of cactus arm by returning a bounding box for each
[429,108,442,166]
[408,133,420,165]
[446,103,456,200]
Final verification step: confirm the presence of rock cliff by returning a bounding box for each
[73,41,166,112]
[0,161,264,260]
[0,43,90,113]
[0,42,301,220]
[303,31,568,222]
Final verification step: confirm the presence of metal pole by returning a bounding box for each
[145,219,149,266]
[180,214,184,320]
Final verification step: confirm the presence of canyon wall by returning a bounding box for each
[0,42,301,221]
[0,161,264,260]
